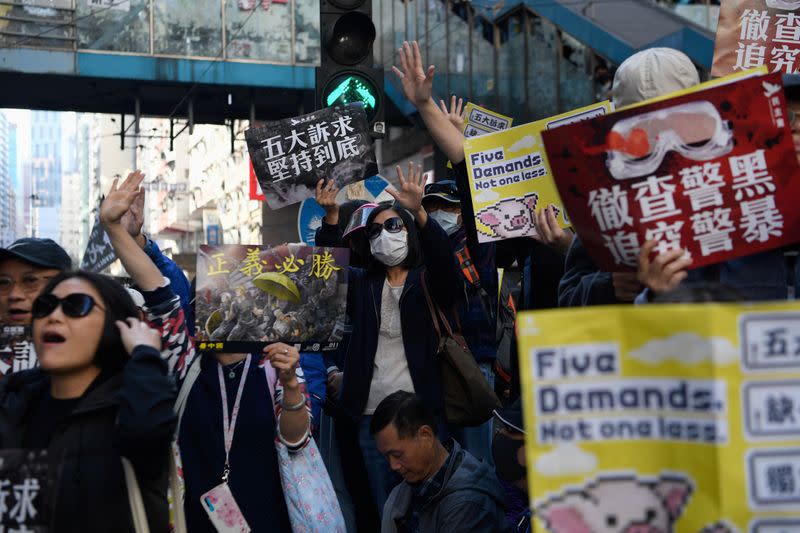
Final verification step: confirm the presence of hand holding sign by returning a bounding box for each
[636,240,693,296]
[387,162,427,226]
[392,41,435,109]
[533,205,574,255]
[101,171,145,228]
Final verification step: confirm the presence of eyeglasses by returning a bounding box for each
[366,217,405,239]
[0,274,54,295]
[32,293,105,319]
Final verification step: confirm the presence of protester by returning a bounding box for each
[315,162,461,515]
[492,400,530,533]
[558,47,700,307]
[0,238,71,326]
[100,171,312,532]
[372,391,510,533]
[0,271,176,532]
[119,187,194,334]
[635,75,800,302]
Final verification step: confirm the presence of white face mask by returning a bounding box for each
[429,210,461,236]
[369,229,409,267]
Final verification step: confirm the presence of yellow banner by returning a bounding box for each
[464,101,612,243]
[517,302,800,532]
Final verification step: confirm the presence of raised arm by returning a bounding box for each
[392,41,466,164]
[100,171,165,292]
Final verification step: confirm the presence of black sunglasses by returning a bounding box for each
[366,217,405,239]
[32,293,105,319]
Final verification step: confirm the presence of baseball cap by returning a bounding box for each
[343,203,379,239]
[0,238,72,271]
[493,398,525,434]
[612,48,700,109]
[423,180,460,204]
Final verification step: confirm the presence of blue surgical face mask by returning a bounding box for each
[429,209,461,236]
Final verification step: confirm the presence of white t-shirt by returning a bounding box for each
[364,279,416,415]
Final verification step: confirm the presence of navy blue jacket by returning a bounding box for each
[558,235,620,307]
[316,217,460,420]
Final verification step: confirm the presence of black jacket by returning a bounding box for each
[0,346,177,533]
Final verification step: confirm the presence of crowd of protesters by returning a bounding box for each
[0,39,797,533]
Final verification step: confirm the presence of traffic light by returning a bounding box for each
[317,0,385,138]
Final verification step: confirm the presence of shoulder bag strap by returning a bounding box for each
[420,270,442,342]
[121,457,151,533]
[421,270,458,339]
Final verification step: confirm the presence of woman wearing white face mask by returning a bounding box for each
[315,162,461,517]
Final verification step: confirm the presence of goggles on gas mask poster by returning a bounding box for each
[766,0,800,10]
[605,101,734,181]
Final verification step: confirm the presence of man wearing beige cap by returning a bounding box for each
[559,47,701,307]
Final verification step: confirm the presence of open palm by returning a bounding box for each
[386,162,425,213]
[392,41,435,108]
[101,171,145,227]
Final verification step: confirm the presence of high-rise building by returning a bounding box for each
[0,113,15,246]
[29,111,80,241]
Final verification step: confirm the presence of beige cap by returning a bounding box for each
[612,48,700,108]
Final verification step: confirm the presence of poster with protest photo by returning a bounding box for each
[517,302,800,533]
[0,325,37,379]
[0,449,55,531]
[463,101,612,243]
[541,72,800,272]
[246,103,378,210]
[195,244,349,353]
[80,221,116,273]
[712,0,800,77]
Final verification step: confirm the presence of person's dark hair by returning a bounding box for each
[369,391,437,438]
[365,202,423,272]
[652,282,743,303]
[33,271,139,374]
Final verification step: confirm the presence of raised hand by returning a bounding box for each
[391,41,435,108]
[315,178,340,225]
[386,162,427,225]
[439,95,465,131]
[121,185,145,240]
[100,171,145,227]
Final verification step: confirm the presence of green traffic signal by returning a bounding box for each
[323,74,379,122]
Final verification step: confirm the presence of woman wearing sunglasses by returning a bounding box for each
[316,162,461,516]
[0,271,176,532]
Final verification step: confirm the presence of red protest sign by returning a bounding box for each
[713,1,800,76]
[541,72,800,272]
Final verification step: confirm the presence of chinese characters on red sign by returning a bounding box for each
[713,1,800,76]
[542,73,800,272]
